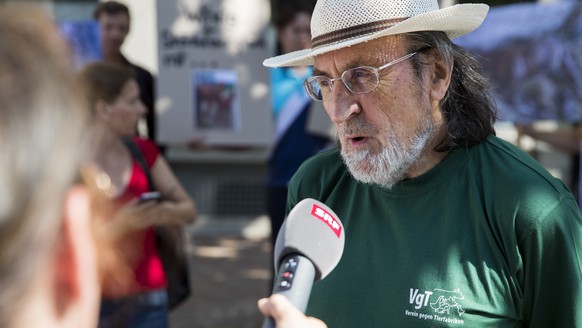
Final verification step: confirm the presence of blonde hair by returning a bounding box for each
[0,5,94,326]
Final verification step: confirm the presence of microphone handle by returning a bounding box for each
[261,254,316,328]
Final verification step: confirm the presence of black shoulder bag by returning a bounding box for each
[122,138,192,311]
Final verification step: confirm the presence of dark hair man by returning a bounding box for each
[94,1,157,145]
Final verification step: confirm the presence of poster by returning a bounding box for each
[58,20,102,70]
[193,69,241,131]
[156,0,273,146]
[455,2,582,123]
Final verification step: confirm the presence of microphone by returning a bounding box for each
[262,198,345,328]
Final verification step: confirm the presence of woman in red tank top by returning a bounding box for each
[77,62,197,328]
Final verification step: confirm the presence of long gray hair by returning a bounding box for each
[406,31,497,151]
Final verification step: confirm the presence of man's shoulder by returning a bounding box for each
[131,63,154,79]
[478,135,560,180]
[475,135,575,206]
[122,55,154,78]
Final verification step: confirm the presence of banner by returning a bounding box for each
[455,2,582,123]
[59,20,102,70]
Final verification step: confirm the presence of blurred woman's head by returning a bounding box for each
[274,1,313,54]
[77,62,146,137]
[0,5,107,328]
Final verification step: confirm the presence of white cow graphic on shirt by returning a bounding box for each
[430,288,465,316]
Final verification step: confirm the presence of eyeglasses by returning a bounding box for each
[303,48,428,101]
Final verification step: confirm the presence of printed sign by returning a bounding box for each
[157,0,272,146]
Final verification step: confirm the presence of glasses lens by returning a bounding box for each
[304,77,331,101]
[342,67,379,94]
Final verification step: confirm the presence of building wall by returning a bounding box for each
[165,150,269,216]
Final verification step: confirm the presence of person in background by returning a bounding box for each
[0,5,110,328]
[259,0,582,326]
[77,62,197,328]
[266,0,332,273]
[93,1,158,146]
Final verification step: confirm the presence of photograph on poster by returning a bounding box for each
[455,2,582,124]
[59,20,102,70]
[192,69,241,131]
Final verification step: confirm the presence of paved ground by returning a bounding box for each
[169,215,274,328]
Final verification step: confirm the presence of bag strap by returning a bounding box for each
[122,137,155,192]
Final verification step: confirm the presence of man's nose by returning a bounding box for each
[325,82,361,124]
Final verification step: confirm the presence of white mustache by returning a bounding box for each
[337,120,378,138]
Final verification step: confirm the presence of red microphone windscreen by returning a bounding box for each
[274,198,345,281]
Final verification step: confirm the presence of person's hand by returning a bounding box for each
[258,294,327,328]
[108,198,164,237]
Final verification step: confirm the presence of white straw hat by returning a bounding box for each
[263,0,488,67]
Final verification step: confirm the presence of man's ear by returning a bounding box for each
[428,50,453,102]
[52,186,100,326]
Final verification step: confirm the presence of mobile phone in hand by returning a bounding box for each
[138,191,161,203]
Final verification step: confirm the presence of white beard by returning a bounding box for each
[340,119,435,190]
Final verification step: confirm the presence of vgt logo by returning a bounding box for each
[311,204,342,237]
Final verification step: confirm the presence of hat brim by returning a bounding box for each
[264,3,488,68]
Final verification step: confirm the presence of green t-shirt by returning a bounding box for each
[287,135,582,327]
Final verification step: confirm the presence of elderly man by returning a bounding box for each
[258,0,582,327]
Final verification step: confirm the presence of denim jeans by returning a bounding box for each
[98,289,169,328]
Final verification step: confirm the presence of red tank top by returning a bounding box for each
[106,138,167,297]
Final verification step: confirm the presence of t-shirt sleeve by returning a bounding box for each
[519,196,582,327]
[134,137,160,168]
